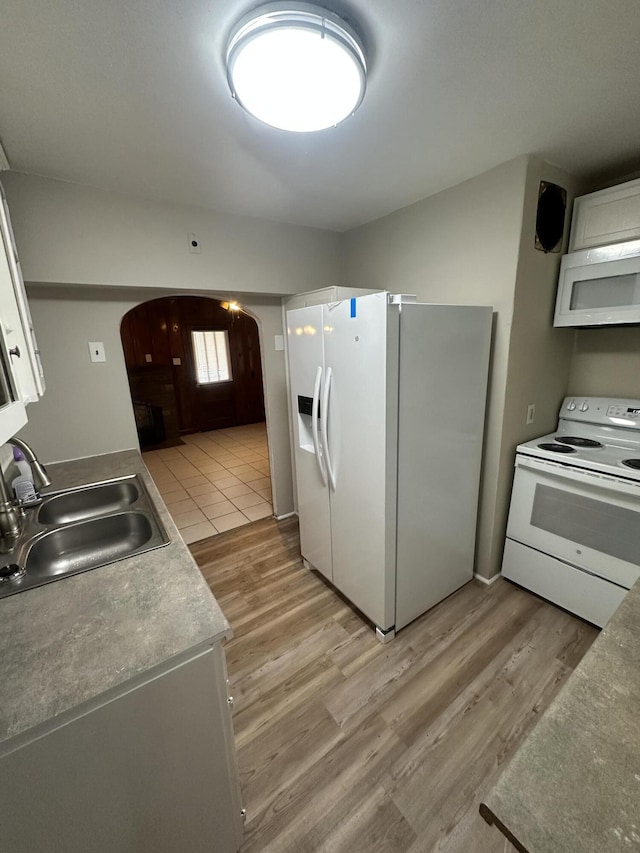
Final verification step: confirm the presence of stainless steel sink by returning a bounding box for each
[27,513,158,578]
[0,475,170,599]
[37,480,139,525]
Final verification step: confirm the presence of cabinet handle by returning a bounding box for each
[9,346,20,359]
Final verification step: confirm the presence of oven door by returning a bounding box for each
[507,455,640,590]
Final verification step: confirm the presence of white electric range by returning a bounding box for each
[502,396,640,626]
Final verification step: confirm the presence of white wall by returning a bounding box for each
[2,173,342,517]
[568,326,640,398]
[17,289,139,460]
[503,160,577,441]
[18,286,297,515]
[496,158,578,575]
[240,295,295,514]
[2,172,341,295]
[343,157,529,579]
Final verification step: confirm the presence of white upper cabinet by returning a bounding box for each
[570,178,640,252]
[0,183,45,401]
[0,227,28,441]
[0,181,45,443]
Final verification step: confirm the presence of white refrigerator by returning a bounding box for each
[286,292,492,640]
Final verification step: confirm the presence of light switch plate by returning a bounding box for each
[88,342,106,363]
[274,335,284,351]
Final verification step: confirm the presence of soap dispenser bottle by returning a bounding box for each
[11,447,38,503]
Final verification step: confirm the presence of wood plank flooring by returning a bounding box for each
[191,518,598,853]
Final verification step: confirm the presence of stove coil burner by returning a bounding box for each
[555,436,604,449]
[537,443,577,454]
[0,564,25,583]
[621,459,640,470]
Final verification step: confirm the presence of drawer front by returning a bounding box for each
[502,538,626,627]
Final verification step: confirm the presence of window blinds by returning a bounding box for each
[191,330,232,384]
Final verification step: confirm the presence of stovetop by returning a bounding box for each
[517,396,640,482]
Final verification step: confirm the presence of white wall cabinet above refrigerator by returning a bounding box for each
[287,292,492,640]
[0,181,45,444]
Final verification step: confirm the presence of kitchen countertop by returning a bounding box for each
[0,449,230,752]
[480,578,640,852]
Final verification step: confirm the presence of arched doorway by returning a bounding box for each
[120,295,271,543]
[121,295,265,444]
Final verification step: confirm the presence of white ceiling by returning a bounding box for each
[0,0,638,231]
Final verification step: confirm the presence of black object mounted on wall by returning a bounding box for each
[535,181,567,253]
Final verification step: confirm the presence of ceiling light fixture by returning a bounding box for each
[226,3,367,133]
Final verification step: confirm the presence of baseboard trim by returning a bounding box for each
[474,571,502,586]
[275,511,297,521]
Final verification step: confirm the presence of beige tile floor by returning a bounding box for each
[142,423,272,545]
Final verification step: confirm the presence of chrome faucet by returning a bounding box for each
[0,438,51,546]
[8,438,51,491]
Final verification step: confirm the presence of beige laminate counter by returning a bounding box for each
[0,450,230,754]
[481,578,640,852]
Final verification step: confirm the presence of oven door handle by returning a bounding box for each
[515,454,640,497]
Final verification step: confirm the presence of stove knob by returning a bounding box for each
[567,400,576,411]
[579,401,589,412]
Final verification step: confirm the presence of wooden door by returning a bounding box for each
[121,296,265,438]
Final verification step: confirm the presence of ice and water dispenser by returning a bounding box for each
[297,395,319,453]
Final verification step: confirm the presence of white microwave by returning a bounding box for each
[554,238,640,327]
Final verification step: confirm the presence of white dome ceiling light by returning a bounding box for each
[226,3,367,133]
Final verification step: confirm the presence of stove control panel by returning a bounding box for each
[607,404,640,420]
[562,397,640,428]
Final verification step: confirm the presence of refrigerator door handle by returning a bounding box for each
[322,367,337,491]
[312,365,328,486]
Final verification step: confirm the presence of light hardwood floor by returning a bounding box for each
[191,518,598,853]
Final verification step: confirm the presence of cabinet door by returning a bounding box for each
[0,212,27,441]
[0,644,244,853]
[0,183,45,400]
[0,238,35,409]
[570,178,640,251]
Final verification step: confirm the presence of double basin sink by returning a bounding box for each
[0,475,170,599]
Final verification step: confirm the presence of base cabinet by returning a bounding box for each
[0,643,243,853]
